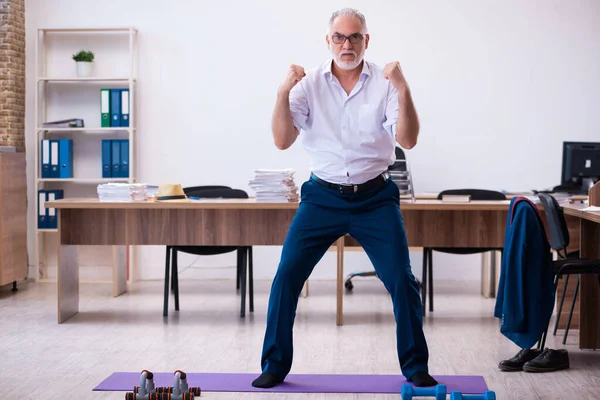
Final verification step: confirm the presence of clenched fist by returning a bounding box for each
[279,64,306,94]
[383,61,407,90]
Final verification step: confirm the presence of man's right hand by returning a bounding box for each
[279,64,305,95]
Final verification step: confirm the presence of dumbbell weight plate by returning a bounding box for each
[484,391,497,400]
[435,384,448,400]
[401,383,413,399]
[189,387,201,396]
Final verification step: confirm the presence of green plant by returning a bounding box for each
[72,50,95,62]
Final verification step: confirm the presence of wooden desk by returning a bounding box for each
[46,198,594,349]
[562,204,600,349]
[47,198,510,322]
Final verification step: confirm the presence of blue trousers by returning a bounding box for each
[259,175,429,379]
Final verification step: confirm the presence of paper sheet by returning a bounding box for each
[582,205,600,212]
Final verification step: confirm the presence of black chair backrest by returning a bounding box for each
[184,185,231,198]
[537,193,570,257]
[389,146,407,172]
[436,189,507,201]
[191,188,249,199]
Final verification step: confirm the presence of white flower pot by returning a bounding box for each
[76,61,93,77]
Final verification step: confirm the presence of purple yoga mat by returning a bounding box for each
[94,372,488,394]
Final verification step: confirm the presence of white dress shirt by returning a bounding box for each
[289,59,399,185]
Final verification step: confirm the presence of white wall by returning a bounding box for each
[24,0,600,282]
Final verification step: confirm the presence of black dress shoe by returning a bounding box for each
[523,348,570,373]
[498,348,541,371]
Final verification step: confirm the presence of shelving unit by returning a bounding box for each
[34,27,138,282]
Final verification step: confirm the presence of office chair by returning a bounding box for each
[344,147,422,291]
[167,186,242,290]
[163,187,254,318]
[421,189,507,316]
[537,193,600,346]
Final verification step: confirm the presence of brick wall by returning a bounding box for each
[0,0,25,151]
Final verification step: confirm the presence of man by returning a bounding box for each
[252,8,437,389]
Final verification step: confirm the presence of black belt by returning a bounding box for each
[310,173,389,194]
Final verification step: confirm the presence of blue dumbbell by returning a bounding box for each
[450,390,496,400]
[402,383,447,400]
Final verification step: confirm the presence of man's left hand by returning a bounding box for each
[383,61,407,90]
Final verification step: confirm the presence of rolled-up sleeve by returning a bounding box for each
[383,84,398,137]
[289,81,309,133]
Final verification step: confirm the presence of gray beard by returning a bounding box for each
[332,49,364,71]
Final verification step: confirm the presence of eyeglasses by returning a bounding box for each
[331,33,364,45]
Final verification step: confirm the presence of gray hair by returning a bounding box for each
[328,8,368,34]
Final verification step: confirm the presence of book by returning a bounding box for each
[441,194,471,203]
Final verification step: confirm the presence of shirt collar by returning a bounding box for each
[323,58,371,81]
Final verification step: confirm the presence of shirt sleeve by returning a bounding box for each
[289,81,309,133]
[383,84,398,137]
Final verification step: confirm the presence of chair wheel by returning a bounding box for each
[345,279,353,291]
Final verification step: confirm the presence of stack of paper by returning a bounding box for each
[249,169,299,202]
[97,183,147,202]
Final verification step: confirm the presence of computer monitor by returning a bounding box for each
[559,141,600,194]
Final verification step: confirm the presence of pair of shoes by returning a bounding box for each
[498,348,541,371]
[498,348,570,372]
[522,348,570,372]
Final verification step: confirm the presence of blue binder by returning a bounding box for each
[102,139,112,178]
[58,139,73,178]
[41,140,50,178]
[37,190,47,229]
[46,189,64,230]
[111,140,121,177]
[50,139,60,178]
[120,139,129,178]
[110,89,121,127]
[120,89,129,127]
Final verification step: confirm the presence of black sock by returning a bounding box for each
[251,372,283,388]
[408,371,438,387]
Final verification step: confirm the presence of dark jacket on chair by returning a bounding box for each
[494,197,556,349]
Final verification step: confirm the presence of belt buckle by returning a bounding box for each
[353,184,358,193]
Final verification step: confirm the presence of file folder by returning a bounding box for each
[101,89,110,127]
[120,139,129,178]
[120,89,129,127]
[41,139,50,178]
[37,190,47,229]
[46,189,64,230]
[111,139,121,177]
[110,89,121,127]
[102,139,112,178]
[58,139,73,178]
[50,139,59,178]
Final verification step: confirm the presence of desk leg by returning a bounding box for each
[579,219,600,349]
[301,281,309,298]
[481,251,501,299]
[336,237,344,326]
[112,246,128,297]
[57,245,79,323]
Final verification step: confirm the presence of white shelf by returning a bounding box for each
[37,127,134,133]
[34,26,138,282]
[37,77,135,82]
[37,178,131,183]
[39,28,137,34]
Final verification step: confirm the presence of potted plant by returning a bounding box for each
[72,50,95,77]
